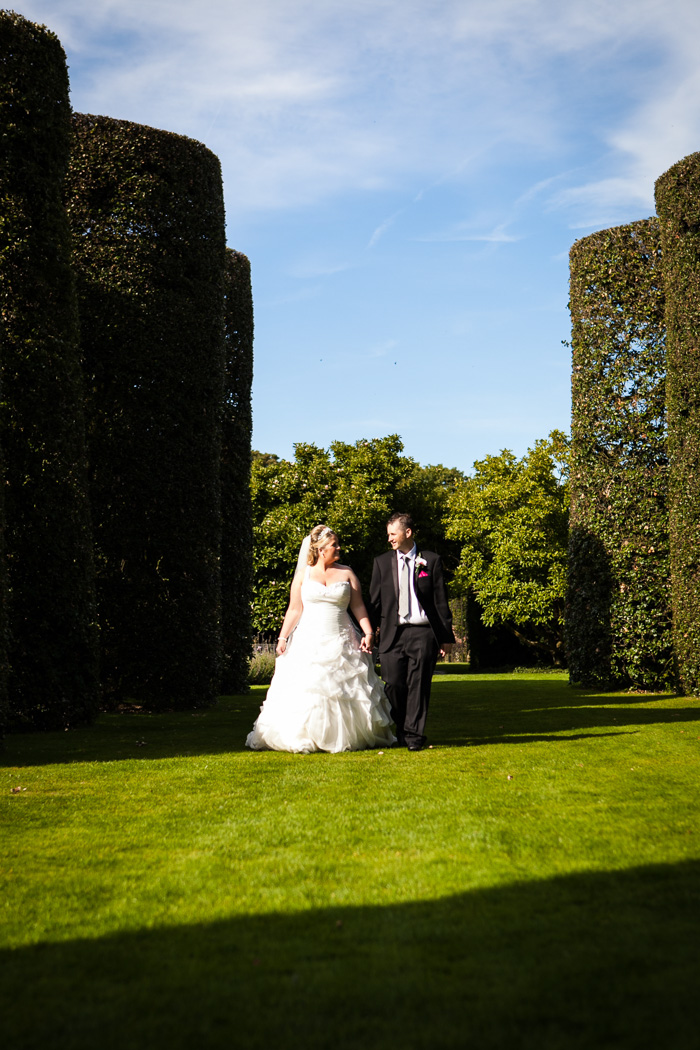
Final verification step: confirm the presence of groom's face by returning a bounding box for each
[387,523,413,553]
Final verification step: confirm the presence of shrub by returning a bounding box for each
[248,649,276,686]
[66,114,227,710]
[220,249,254,694]
[567,219,672,689]
[655,154,700,694]
[0,13,99,729]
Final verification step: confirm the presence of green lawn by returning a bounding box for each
[2,673,699,1049]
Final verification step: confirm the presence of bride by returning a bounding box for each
[246,525,395,753]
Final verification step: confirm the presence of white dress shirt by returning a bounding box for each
[397,545,430,625]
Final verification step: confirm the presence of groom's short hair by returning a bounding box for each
[387,512,414,531]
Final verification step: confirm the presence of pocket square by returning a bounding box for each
[418,570,429,578]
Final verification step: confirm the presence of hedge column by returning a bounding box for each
[67,115,227,709]
[656,154,700,694]
[221,250,254,694]
[567,219,671,689]
[0,13,98,729]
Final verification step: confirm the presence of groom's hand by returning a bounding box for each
[439,643,454,658]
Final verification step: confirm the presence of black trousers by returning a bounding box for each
[379,625,438,747]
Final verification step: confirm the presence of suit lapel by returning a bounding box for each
[391,551,399,602]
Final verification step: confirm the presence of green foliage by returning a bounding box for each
[567,220,672,690]
[251,435,459,633]
[400,460,464,577]
[66,114,227,710]
[655,155,700,695]
[247,648,275,685]
[447,432,570,664]
[0,13,99,729]
[221,249,254,693]
[252,435,411,632]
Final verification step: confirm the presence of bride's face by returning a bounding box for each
[320,536,341,564]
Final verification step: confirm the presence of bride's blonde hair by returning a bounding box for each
[307,524,336,565]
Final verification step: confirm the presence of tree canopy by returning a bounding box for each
[251,432,569,666]
[251,436,462,634]
[447,431,570,664]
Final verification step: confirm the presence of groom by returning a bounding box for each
[369,512,454,751]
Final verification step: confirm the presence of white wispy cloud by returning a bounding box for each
[367,212,402,249]
[16,0,700,223]
[552,71,700,227]
[418,222,520,244]
[286,255,354,279]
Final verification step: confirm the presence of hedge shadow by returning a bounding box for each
[2,860,699,1050]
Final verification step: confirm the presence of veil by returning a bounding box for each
[293,525,333,581]
[293,534,312,581]
[288,530,318,647]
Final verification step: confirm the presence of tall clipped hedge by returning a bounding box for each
[220,249,254,694]
[0,13,99,729]
[67,115,227,709]
[655,154,700,694]
[567,219,672,689]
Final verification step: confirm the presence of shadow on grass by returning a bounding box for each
[3,859,699,1050]
[2,678,698,767]
[430,677,699,748]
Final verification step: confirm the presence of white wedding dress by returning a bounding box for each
[246,570,395,753]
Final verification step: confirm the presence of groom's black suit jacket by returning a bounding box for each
[368,549,455,655]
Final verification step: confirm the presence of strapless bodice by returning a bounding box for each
[300,578,352,635]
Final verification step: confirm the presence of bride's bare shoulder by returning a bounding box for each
[336,565,363,588]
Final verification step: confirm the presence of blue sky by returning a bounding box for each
[16,0,700,472]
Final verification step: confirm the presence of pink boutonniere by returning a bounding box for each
[415,554,429,578]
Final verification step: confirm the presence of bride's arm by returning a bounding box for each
[276,575,303,656]
[348,571,375,653]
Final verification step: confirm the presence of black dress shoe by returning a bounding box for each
[407,740,426,751]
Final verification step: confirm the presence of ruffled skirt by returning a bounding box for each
[246,621,395,753]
